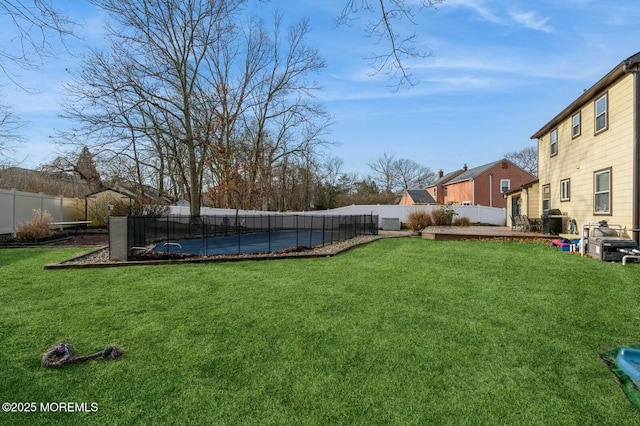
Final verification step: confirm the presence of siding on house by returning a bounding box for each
[425,169,465,204]
[505,180,539,228]
[535,69,636,230]
[444,181,474,205]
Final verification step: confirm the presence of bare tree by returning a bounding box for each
[337,0,444,90]
[203,13,329,211]
[505,146,538,177]
[393,158,435,190]
[368,152,434,193]
[63,1,330,213]
[367,152,397,193]
[0,97,24,163]
[0,1,75,87]
[63,0,245,216]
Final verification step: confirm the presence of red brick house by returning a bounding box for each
[438,159,536,208]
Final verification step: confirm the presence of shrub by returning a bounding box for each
[431,205,457,226]
[407,211,432,231]
[17,209,54,241]
[87,198,112,227]
[452,216,471,227]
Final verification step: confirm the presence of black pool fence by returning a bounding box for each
[109,213,378,260]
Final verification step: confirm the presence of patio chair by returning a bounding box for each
[513,215,527,231]
[528,217,543,232]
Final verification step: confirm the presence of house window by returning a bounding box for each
[595,94,608,133]
[443,187,448,197]
[542,184,550,211]
[560,179,570,201]
[572,112,581,138]
[550,128,558,156]
[500,179,510,193]
[594,169,611,214]
[433,187,437,197]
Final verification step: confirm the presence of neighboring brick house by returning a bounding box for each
[530,51,640,242]
[425,168,465,204]
[440,159,536,208]
[398,189,437,205]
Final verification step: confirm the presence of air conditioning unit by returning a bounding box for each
[380,217,400,231]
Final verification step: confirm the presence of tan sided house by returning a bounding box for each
[531,51,640,243]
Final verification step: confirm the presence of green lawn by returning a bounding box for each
[1,238,640,425]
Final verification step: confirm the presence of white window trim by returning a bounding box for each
[550,128,558,156]
[500,179,510,193]
[594,169,611,214]
[572,112,581,138]
[542,184,551,211]
[595,94,608,134]
[560,179,570,201]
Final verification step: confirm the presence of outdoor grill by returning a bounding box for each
[587,225,638,261]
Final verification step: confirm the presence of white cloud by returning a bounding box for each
[442,0,502,24]
[424,74,495,89]
[509,11,554,33]
[441,1,554,33]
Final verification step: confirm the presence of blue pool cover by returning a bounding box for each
[152,230,333,256]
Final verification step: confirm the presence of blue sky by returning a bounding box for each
[3,0,640,177]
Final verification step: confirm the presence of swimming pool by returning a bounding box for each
[152,230,334,256]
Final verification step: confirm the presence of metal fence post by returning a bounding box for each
[268,214,272,253]
[203,215,207,255]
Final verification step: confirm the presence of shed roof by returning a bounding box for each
[406,189,436,204]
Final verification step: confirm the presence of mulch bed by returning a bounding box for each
[56,233,109,247]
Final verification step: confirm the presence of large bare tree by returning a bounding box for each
[63,1,329,213]
[63,0,245,216]
[393,157,435,190]
[368,152,434,193]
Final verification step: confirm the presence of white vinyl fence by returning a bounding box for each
[167,204,507,228]
[0,188,85,237]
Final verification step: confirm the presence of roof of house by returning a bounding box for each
[405,189,436,204]
[531,51,640,139]
[504,179,539,196]
[428,169,465,187]
[85,187,133,199]
[444,160,504,185]
[85,184,172,203]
